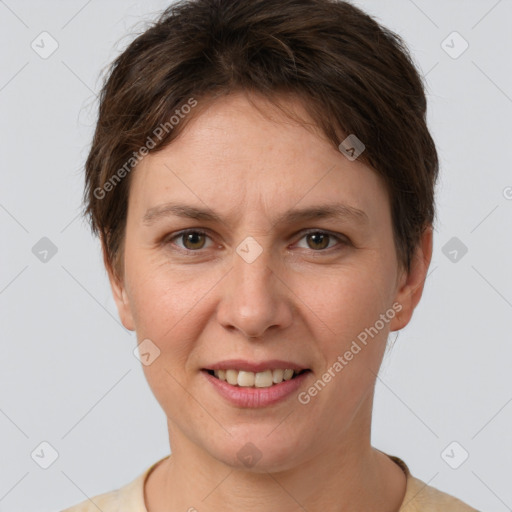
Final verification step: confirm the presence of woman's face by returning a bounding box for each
[110,92,429,471]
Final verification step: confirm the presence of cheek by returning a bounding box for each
[127,271,197,338]
[304,264,394,345]
[124,255,224,358]
[304,267,394,408]
[126,265,211,405]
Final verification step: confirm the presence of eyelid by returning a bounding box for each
[165,227,349,253]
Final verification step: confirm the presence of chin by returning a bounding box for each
[204,433,306,474]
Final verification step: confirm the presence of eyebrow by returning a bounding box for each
[142,202,369,227]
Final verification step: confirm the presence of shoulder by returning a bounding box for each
[389,455,479,512]
[401,474,479,511]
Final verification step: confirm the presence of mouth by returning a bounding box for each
[202,368,311,388]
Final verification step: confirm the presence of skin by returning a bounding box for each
[106,91,433,512]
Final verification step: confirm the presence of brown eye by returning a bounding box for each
[167,230,212,251]
[181,231,207,250]
[295,230,347,252]
[306,232,331,250]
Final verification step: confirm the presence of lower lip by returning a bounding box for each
[202,370,311,408]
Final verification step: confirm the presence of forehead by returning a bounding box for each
[128,92,389,227]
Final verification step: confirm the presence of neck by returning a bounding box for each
[145,400,406,511]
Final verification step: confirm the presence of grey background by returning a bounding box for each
[1,1,511,511]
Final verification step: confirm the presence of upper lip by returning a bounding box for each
[204,359,309,373]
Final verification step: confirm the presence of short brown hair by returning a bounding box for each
[84,0,439,279]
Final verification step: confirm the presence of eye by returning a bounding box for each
[295,230,346,251]
[168,229,213,251]
[164,228,348,254]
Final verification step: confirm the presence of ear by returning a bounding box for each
[102,239,136,332]
[389,225,433,332]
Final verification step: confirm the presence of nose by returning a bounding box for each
[216,244,294,339]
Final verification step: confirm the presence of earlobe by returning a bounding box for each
[389,226,433,332]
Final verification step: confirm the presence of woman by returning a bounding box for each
[62,0,478,510]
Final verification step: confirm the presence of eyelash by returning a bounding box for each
[164,228,349,254]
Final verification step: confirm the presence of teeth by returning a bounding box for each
[212,368,301,387]
[225,369,238,385]
[238,371,255,387]
[272,369,284,383]
[283,369,294,381]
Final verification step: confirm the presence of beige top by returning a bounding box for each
[61,453,478,511]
